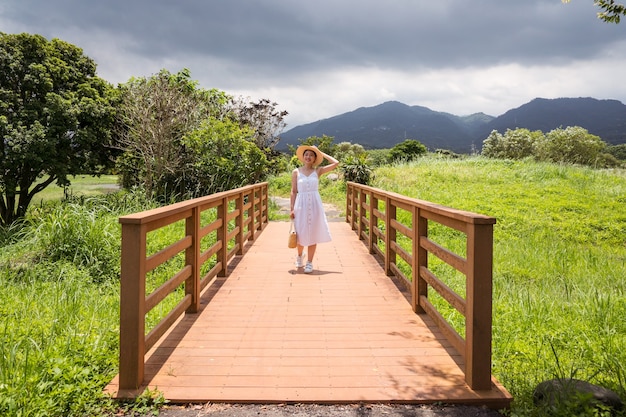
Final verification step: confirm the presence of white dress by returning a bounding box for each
[293,168,332,246]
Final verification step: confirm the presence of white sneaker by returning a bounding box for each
[295,254,305,268]
[304,261,313,274]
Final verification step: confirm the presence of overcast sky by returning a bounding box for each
[2,0,626,128]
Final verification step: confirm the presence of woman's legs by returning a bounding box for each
[306,244,317,262]
[295,244,305,267]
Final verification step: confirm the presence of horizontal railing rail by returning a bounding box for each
[346,182,496,390]
[118,183,268,390]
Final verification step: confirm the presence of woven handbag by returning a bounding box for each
[288,221,297,248]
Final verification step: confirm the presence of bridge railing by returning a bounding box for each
[118,183,268,390]
[346,182,496,390]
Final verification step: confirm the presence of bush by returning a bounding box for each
[341,154,373,185]
[536,126,607,166]
[389,139,427,162]
[482,128,541,159]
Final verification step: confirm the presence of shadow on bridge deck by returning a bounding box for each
[106,221,512,409]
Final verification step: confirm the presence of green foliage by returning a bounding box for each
[388,139,427,162]
[373,157,626,415]
[482,126,613,168]
[115,68,222,200]
[366,148,392,167]
[0,33,118,225]
[536,126,607,166]
[334,141,366,162]
[181,117,270,197]
[230,97,288,150]
[341,154,373,185]
[0,265,119,416]
[0,189,163,416]
[118,387,168,416]
[482,128,542,159]
[607,144,626,161]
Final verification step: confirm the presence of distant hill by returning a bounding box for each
[277,97,626,153]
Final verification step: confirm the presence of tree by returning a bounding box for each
[389,139,427,162]
[535,126,607,165]
[181,118,269,197]
[482,128,542,159]
[230,97,288,150]
[115,69,228,200]
[562,0,626,23]
[334,141,366,162]
[0,33,117,225]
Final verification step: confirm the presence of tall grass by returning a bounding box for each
[0,190,157,416]
[373,157,626,415]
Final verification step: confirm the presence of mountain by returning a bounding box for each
[475,97,626,145]
[278,98,626,153]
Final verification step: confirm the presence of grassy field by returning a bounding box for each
[1,159,625,416]
[32,174,120,203]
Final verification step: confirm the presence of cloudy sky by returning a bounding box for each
[2,0,626,128]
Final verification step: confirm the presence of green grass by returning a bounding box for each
[373,157,626,415]
[32,175,120,204]
[1,160,625,416]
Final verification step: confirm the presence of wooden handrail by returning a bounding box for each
[118,183,268,390]
[346,182,496,390]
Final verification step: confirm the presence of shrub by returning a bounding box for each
[341,154,373,185]
[482,128,542,159]
[535,126,607,166]
[389,139,427,162]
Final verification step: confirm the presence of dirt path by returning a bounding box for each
[149,402,505,417]
[271,196,343,221]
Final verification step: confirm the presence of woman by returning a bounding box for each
[290,145,339,273]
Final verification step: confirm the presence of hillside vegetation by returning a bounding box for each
[0,158,624,416]
[375,157,626,414]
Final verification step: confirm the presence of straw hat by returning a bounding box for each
[296,145,324,166]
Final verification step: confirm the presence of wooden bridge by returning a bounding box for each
[105,182,512,409]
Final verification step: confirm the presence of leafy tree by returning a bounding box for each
[334,141,366,162]
[230,97,288,150]
[388,139,427,162]
[366,149,392,167]
[115,69,228,199]
[0,33,117,225]
[181,117,269,196]
[482,128,542,159]
[535,126,607,166]
[563,0,626,23]
[607,143,626,160]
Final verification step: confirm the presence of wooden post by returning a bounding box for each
[464,223,494,390]
[248,188,256,241]
[414,209,428,314]
[185,207,200,313]
[217,196,228,277]
[384,197,396,276]
[358,188,367,240]
[369,194,378,253]
[237,192,244,255]
[119,222,146,390]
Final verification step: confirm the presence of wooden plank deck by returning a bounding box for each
[106,221,512,409]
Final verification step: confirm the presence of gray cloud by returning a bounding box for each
[2,0,626,126]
